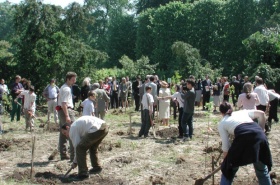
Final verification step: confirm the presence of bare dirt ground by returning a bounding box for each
[0,106,279,185]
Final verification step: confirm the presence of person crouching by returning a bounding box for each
[61,116,109,180]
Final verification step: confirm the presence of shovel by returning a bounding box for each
[194,166,221,185]
[64,166,74,178]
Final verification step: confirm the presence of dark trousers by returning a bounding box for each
[134,94,140,111]
[257,104,266,112]
[111,91,118,109]
[172,102,177,120]
[11,98,22,121]
[76,126,108,175]
[224,95,229,102]
[139,109,151,137]
[268,98,279,123]
[203,92,210,109]
[178,107,183,136]
[181,112,194,138]
[232,93,238,106]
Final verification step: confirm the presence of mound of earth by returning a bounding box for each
[156,127,178,138]
[0,138,31,152]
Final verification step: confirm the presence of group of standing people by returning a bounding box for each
[0,72,278,183]
[136,75,196,141]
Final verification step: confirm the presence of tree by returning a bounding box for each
[243,27,280,75]
[0,40,14,80]
[119,55,158,79]
[171,41,222,80]
[221,0,260,75]
[107,14,137,67]
[0,1,15,41]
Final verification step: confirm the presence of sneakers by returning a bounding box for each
[89,166,102,174]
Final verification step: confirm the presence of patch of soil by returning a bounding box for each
[34,171,128,185]
[156,127,178,138]
[35,171,59,184]
[149,175,165,185]
[98,141,121,152]
[193,112,208,117]
[47,124,60,132]
[112,109,125,115]
[175,156,186,164]
[111,156,133,164]
[9,169,31,181]
[203,143,222,153]
[0,138,31,152]
[116,131,125,136]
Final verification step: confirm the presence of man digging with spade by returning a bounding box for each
[61,116,109,181]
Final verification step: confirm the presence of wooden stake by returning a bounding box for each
[129,113,132,135]
[212,156,214,185]
[30,136,36,180]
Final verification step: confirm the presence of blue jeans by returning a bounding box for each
[220,161,272,185]
[181,112,193,138]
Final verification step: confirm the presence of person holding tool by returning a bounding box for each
[218,102,272,185]
[61,116,109,181]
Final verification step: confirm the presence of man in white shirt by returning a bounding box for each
[61,116,109,181]
[57,72,77,161]
[43,79,59,124]
[15,86,36,131]
[254,78,269,112]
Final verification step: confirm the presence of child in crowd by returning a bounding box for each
[81,90,96,116]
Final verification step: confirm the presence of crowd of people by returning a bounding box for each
[0,72,278,183]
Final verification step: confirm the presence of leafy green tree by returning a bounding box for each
[83,0,131,51]
[171,41,222,80]
[119,55,158,79]
[151,2,192,75]
[136,0,187,14]
[61,2,93,40]
[135,8,155,59]
[107,14,136,67]
[0,40,14,80]
[221,0,260,75]
[243,27,280,71]
[250,63,280,89]
[0,1,15,41]
[190,0,225,68]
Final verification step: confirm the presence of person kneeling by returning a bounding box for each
[61,116,109,181]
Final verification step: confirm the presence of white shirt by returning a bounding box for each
[0,84,9,94]
[141,93,154,110]
[69,116,106,163]
[58,84,73,108]
[254,85,269,106]
[19,90,36,111]
[218,110,255,152]
[267,90,280,101]
[171,92,184,108]
[81,98,95,116]
[48,85,58,99]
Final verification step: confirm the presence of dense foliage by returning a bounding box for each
[0,0,279,94]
